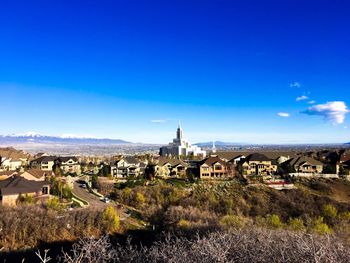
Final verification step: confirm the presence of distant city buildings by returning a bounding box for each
[159,123,206,158]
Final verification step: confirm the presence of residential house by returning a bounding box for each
[0,176,50,206]
[238,153,277,176]
[198,156,230,179]
[31,156,57,171]
[0,171,18,181]
[281,156,323,174]
[58,157,81,175]
[81,161,99,175]
[20,169,52,181]
[154,157,187,178]
[0,147,30,171]
[111,156,144,178]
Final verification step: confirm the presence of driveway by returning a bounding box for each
[72,180,129,220]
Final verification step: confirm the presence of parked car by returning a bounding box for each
[102,197,110,203]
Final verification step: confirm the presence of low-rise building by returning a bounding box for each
[20,169,52,181]
[0,147,30,171]
[238,153,277,176]
[198,156,230,179]
[31,156,57,171]
[111,156,144,178]
[281,156,323,174]
[58,157,81,175]
[0,171,18,181]
[0,176,50,206]
[154,157,187,178]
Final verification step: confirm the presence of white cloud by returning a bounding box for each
[290,82,301,88]
[277,112,290,117]
[302,101,349,125]
[296,95,309,101]
[308,100,316,104]
[151,119,167,123]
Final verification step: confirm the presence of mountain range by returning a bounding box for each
[0,133,131,145]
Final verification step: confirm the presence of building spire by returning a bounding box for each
[176,121,183,140]
[212,141,216,153]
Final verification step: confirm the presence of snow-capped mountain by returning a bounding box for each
[0,132,131,145]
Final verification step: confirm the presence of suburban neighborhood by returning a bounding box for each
[1,125,349,208]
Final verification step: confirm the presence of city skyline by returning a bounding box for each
[1,1,349,144]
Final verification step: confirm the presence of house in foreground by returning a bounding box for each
[281,156,323,174]
[20,169,52,181]
[238,153,278,177]
[111,156,144,178]
[198,156,231,179]
[0,176,50,206]
[31,156,57,171]
[57,157,81,175]
[154,157,187,178]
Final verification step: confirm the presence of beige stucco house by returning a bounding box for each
[0,176,50,206]
[238,153,277,176]
[154,157,187,178]
[198,156,230,179]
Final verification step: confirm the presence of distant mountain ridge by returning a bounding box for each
[0,133,131,145]
[195,141,246,147]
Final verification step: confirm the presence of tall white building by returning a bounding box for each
[159,123,206,157]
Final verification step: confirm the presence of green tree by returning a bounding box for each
[98,165,111,177]
[322,164,336,174]
[91,174,100,189]
[101,206,120,233]
[52,163,62,177]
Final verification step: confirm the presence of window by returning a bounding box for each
[214,165,222,170]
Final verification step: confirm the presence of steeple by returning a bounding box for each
[212,141,216,153]
[176,121,183,140]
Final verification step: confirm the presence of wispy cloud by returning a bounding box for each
[302,101,349,125]
[277,112,290,117]
[308,100,316,104]
[290,82,301,88]
[296,95,309,101]
[151,119,167,123]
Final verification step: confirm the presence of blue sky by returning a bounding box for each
[0,0,349,144]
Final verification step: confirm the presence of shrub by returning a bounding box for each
[311,217,332,235]
[220,215,247,229]
[46,197,63,211]
[287,217,305,231]
[323,204,337,219]
[101,206,120,233]
[267,214,284,229]
[177,219,191,229]
[53,228,350,263]
[18,194,35,205]
[135,192,146,207]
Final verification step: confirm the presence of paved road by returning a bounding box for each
[72,181,107,208]
[72,181,129,220]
